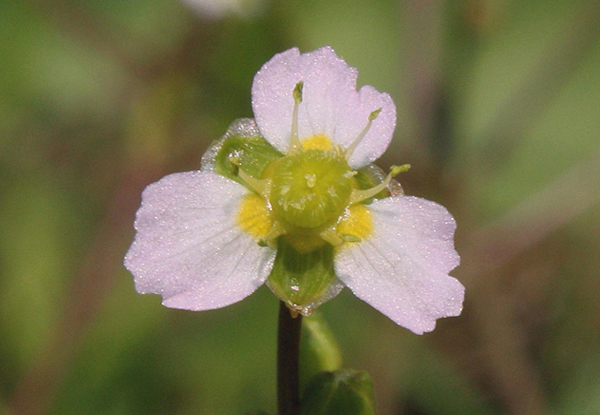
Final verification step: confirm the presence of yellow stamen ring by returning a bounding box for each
[301,134,335,151]
[336,204,373,245]
[237,193,273,240]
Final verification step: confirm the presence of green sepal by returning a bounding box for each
[300,369,376,415]
[203,118,283,185]
[300,312,343,392]
[267,237,343,316]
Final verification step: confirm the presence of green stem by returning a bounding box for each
[277,301,303,415]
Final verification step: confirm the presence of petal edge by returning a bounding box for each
[335,196,463,334]
[124,171,275,311]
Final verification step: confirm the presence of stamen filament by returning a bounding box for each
[345,108,381,160]
[290,81,304,153]
[230,155,269,194]
[238,168,268,195]
[349,164,410,204]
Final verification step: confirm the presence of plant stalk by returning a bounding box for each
[277,301,303,415]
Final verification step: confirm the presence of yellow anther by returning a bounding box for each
[237,193,274,239]
[301,135,334,151]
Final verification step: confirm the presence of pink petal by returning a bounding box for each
[335,196,464,334]
[251,46,396,167]
[124,171,275,311]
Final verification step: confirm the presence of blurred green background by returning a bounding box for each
[1,0,600,414]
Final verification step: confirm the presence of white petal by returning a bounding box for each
[335,196,464,334]
[252,47,354,153]
[339,85,396,168]
[251,47,396,167]
[124,171,275,311]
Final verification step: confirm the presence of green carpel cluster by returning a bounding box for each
[267,149,355,229]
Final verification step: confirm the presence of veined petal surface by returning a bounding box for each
[335,196,464,334]
[124,171,275,311]
[335,84,396,168]
[251,46,396,168]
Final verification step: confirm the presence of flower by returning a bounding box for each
[124,47,464,334]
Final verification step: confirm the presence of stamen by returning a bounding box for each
[290,81,304,153]
[345,108,381,160]
[229,155,268,194]
[349,164,410,204]
[239,169,267,195]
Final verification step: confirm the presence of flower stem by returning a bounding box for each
[277,301,303,415]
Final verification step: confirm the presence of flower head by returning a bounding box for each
[124,47,464,334]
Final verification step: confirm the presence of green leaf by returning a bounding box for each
[300,369,376,415]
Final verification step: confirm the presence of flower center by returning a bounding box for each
[233,81,408,253]
[268,146,355,229]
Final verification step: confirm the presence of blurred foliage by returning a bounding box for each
[1,0,600,414]
[300,369,376,415]
[299,312,343,394]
